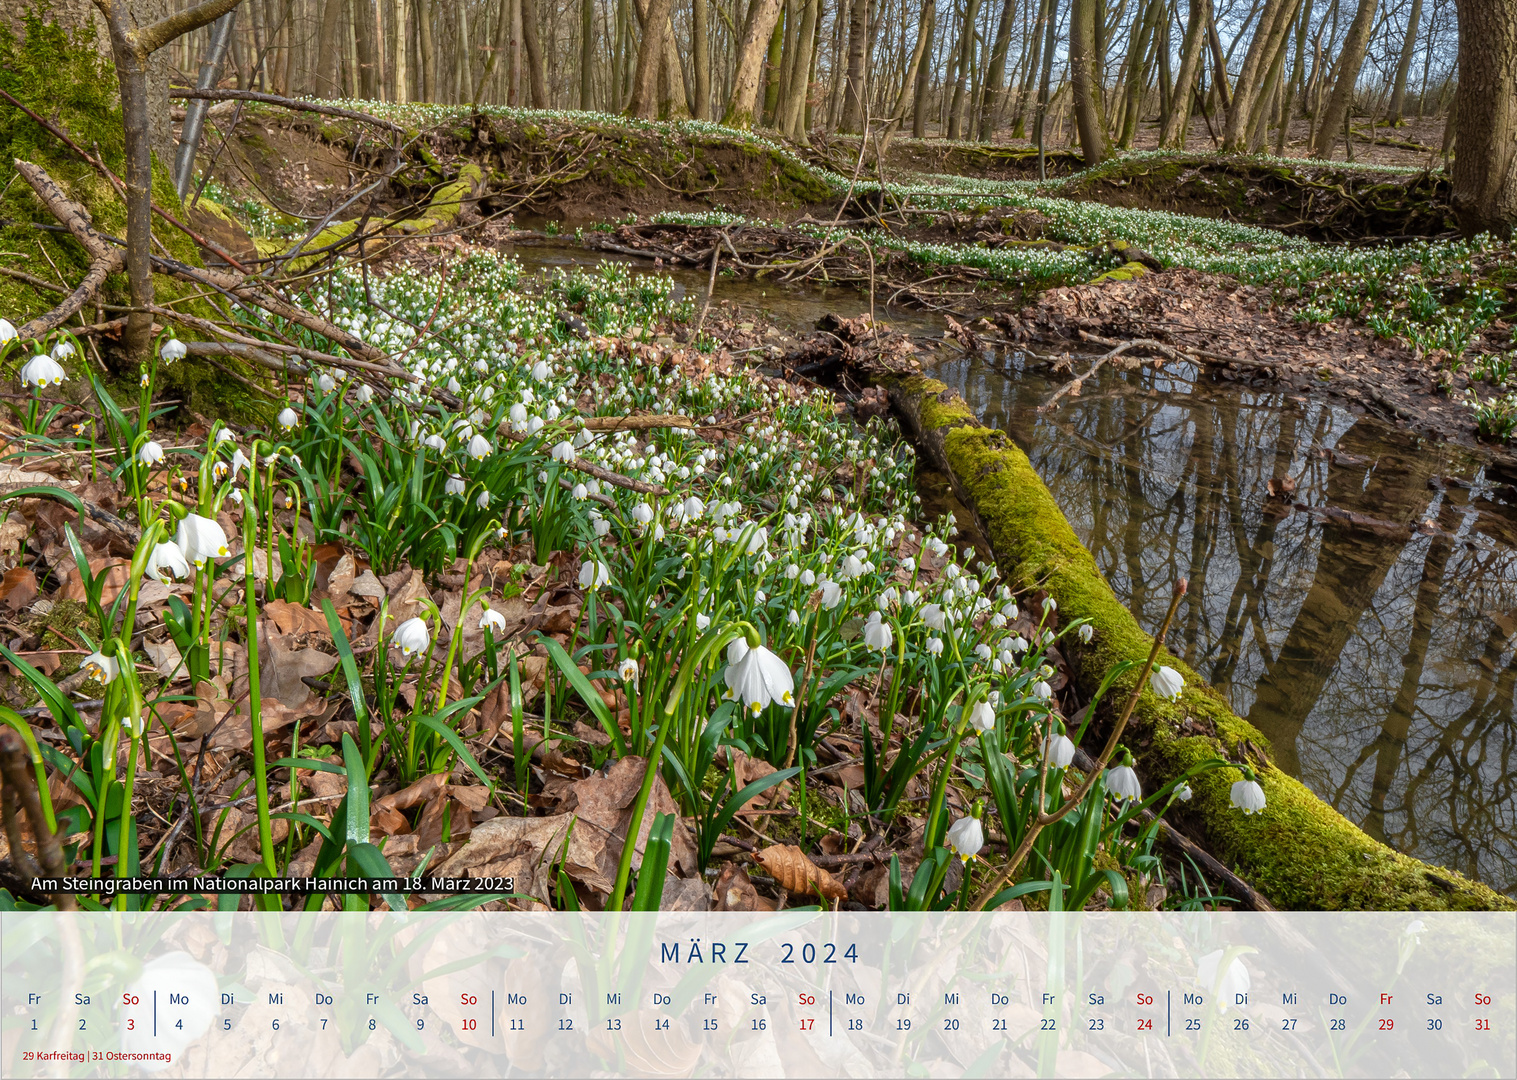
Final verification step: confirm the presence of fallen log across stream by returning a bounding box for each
[806,317,1515,912]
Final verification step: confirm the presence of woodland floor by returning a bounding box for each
[2,102,1512,920]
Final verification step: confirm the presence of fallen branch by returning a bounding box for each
[1039,339,1138,411]
[168,88,406,133]
[11,160,127,340]
[15,159,396,384]
[148,254,409,379]
[154,305,395,382]
[497,425,670,496]
[1080,328,1288,370]
[183,339,305,376]
[579,414,697,432]
[0,483,142,545]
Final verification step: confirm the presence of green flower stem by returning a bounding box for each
[89,709,120,883]
[970,580,1189,910]
[242,448,278,878]
[434,572,481,716]
[607,621,752,912]
[118,521,163,645]
[922,686,973,852]
[112,662,146,909]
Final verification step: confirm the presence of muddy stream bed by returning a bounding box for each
[507,238,1517,898]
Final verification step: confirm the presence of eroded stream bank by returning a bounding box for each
[506,236,1517,899]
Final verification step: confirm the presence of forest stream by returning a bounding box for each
[516,236,1517,898]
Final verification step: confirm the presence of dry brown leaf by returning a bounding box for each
[326,553,356,597]
[61,558,129,604]
[258,630,339,708]
[0,566,37,610]
[373,773,447,813]
[432,814,604,906]
[0,463,66,485]
[712,862,760,911]
[562,756,699,890]
[835,764,866,790]
[261,601,330,638]
[372,806,410,835]
[660,875,712,912]
[448,785,490,812]
[142,638,184,679]
[133,580,174,612]
[0,511,30,556]
[386,568,430,620]
[348,569,385,599]
[588,1010,701,1078]
[209,699,308,751]
[6,650,61,676]
[756,844,847,901]
[414,794,471,850]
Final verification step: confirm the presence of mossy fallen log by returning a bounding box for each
[885,372,1515,912]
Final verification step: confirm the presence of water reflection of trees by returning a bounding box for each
[945,354,1517,896]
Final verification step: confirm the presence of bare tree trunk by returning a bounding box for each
[945,0,983,138]
[580,0,594,106]
[1386,0,1421,121]
[1310,0,1377,157]
[839,0,867,130]
[881,0,932,146]
[475,0,513,98]
[911,0,935,136]
[520,0,547,105]
[509,0,522,103]
[90,0,244,360]
[1221,0,1298,148]
[1030,0,1057,145]
[1205,6,1231,110]
[763,6,785,123]
[1117,0,1160,147]
[1451,0,1517,234]
[94,0,157,359]
[393,0,408,99]
[416,0,434,98]
[693,0,711,116]
[1011,0,1049,137]
[625,0,668,114]
[781,0,819,138]
[1275,0,1310,152]
[1069,0,1110,162]
[1244,24,1289,148]
[1156,0,1172,131]
[351,0,378,96]
[724,0,783,125]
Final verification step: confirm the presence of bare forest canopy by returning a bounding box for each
[142,0,1461,149]
[41,0,1504,233]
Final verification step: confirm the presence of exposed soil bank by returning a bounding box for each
[995,267,1517,473]
[221,110,837,227]
[1044,156,1453,241]
[816,136,1454,241]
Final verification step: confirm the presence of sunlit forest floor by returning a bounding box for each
[2,101,1512,920]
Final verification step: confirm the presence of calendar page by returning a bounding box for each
[4,910,1513,1078]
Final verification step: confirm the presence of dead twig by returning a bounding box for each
[168,88,406,133]
[0,727,77,909]
[578,414,697,433]
[1040,339,1140,411]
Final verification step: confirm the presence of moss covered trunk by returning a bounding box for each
[886,373,1515,912]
